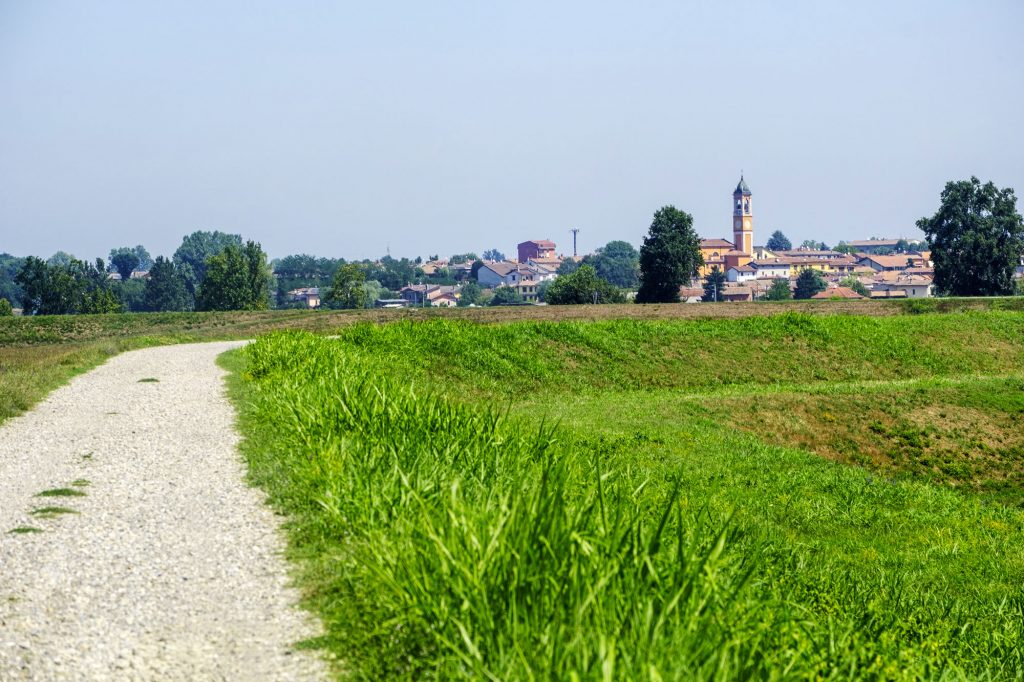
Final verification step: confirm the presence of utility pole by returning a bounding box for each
[570,228,580,257]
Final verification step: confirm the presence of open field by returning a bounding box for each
[226,311,1024,679]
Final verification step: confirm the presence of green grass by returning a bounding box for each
[29,506,79,518]
[137,377,160,383]
[35,488,86,498]
[225,311,1024,679]
[7,526,43,534]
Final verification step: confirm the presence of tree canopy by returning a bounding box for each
[794,268,827,299]
[489,286,522,306]
[16,256,121,315]
[636,206,702,303]
[144,256,190,312]
[766,231,791,252]
[917,177,1024,296]
[702,267,727,302]
[481,249,505,261]
[764,278,793,301]
[544,264,625,305]
[325,263,369,309]
[108,247,140,281]
[173,231,243,301]
[194,241,271,311]
[582,240,639,288]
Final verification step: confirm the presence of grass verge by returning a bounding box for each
[225,312,1024,679]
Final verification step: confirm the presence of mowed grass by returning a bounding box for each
[226,311,1024,679]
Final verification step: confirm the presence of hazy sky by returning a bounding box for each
[2,1,1022,262]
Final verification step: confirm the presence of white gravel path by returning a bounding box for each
[0,342,329,681]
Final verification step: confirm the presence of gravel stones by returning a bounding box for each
[0,342,327,681]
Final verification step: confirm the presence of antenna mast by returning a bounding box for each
[570,228,580,257]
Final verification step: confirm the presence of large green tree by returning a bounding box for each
[702,267,727,302]
[582,240,640,288]
[794,268,827,299]
[325,263,369,309]
[144,256,191,312]
[173,231,243,301]
[838,276,869,297]
[766,231,792,252]
[545,265,625,305]
[916,177,1024,296]
[194,241,271,311]
[636,206,703,303]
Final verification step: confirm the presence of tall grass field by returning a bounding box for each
[226,311,1024,679]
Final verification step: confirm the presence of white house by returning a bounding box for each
[873,276,934,298]
[726,265,757,283]
[749,259,791,279]
[477,261,545,287]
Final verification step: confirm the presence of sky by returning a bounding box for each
[1,0,1022,262]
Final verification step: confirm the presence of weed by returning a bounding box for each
[70,479,90,487]
[137,377,159,383]
[35,488,86,498]
[8,527,43,534]
[29,506,78,518]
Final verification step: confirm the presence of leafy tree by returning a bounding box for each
[449,253,479,265]
[325,263,368,309]
[1016,278,1024,296]
[0,298,12,316]
[582,240,639,288]
[144,256,190,312]
[470,260,485,280]
[794,268,827,299]
[766,231,792,252]
[557,258,581,276]
[838,276,870,297]
[458,281,482,306]
[636,206,703,303]
[916,176,1024,296]
[482,249,505,261]
[764,278,793,301]
[47,251,75,267]
[544,264,625,305]
[361,280,387,308]
[194,241,270,311]
[133,245,153,271]
[365,256,420,290]
[15,256,120,314]
[489,286,523,306]
[702,267,727,302]
[800,240,828,251]
[108,247,141,281]
[0,253,26,304]
[173,231,243,301]
[117,278,147,312]
[833,242,856,255]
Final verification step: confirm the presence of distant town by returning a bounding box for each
[3,175,1023,316]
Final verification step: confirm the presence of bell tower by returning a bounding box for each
[733,175,753,256]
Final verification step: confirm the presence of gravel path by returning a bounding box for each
[0,342,328,681]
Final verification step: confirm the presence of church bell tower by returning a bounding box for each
[733,175,753,256]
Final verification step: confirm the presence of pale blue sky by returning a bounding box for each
[1,1,1022,261]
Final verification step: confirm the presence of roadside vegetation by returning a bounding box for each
[226,310,1024,679]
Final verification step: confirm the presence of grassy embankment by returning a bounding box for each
[227,311,1024,679]
[2,295,1020,425]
